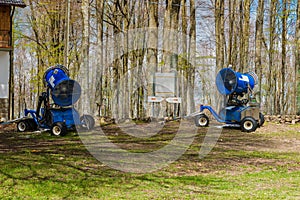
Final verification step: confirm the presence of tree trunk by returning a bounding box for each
[231,0,238,69]
[227,0,237,67]
[147,0,159,118]
[215,0,225,71]
[79,0,90,114]
[163,0,172,73]
[280,0,289,114]
[255,0,264,105]
[95,0,105,116]
[241,0,250,72]
[187,0,196,114]
[180,0,187,117]
[238,0,243,71]
[296,0,300,114]
[266,0,278,114]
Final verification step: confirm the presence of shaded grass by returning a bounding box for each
[0,122,300,199]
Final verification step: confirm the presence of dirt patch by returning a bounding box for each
[0,122,298,154]
[256,123,300,152]
[0,121,300,176]
[257,122,300,134]
[213,122,300,152]
[0,123,16,133]
[168,122,300,176]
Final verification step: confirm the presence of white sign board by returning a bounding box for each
[155,72,176,97]
[148,96,164,103]
[0,51,9,98]
[166,97,182,104]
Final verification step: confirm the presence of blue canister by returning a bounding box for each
[43,65,81,106]
[216,68,257,95]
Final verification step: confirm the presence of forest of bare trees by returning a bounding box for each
[11,0,300,120]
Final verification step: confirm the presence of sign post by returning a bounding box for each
[148,72,182,119]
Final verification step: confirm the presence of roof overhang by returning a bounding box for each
[0,47,13,51]
[0,0,26,8]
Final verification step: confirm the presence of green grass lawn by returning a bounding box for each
[0,122,300,199]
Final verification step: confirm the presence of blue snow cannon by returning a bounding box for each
[43,65,81,107]
[16,65,94,136]
[194,67,264,132]
[216,68,257,95]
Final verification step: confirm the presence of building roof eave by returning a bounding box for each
[0,0,26,8]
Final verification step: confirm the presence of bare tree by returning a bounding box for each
[255,0,265,104]
[95,0,105,116]
[240,0,251,72]
[227,0,238,68]
[296,0,300,114]
[79,0,90,114]
[280,0,289,114]
[265,0,278,114]
[214,0,225,70]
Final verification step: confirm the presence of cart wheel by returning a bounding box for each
[17,121,28,132]
[195,114,209,127]
[26,118,38,131]
[51,122,67,136]
[241,117,258,132]
[259,112,265,127]
[80,115,95,130]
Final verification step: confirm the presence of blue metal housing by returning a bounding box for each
[49,108,81,129]
[200,105,250,124]
[216,68,257,95]
[44,66,81,107]
[24,107,81,129]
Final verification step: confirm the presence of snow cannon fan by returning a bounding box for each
[193,67,264,132]
[43,65,81,107]
[215,68,258,96]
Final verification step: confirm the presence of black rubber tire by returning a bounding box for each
[241,117,258,132]
[17,118,38,132]
[17,121,28,132]
[259,112,265,127]
[80,115,95,130]
[51,122,67,136]
[26,118,38,131]
[195,114,209,127]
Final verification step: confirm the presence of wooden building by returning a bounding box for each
[0,0,25,121]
